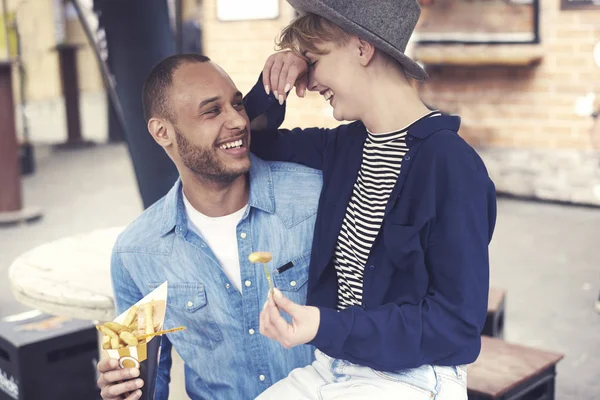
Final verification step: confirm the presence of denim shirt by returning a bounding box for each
[111,155,322,399]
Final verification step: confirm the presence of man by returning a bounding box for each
[96,53,322,399]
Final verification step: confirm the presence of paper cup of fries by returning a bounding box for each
[97,281,185,400]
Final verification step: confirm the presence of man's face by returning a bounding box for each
[168,62,251,183]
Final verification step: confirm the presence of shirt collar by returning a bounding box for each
[159,153,275,236]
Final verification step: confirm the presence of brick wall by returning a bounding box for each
[418,1,600,150]
[415,0,600,205]
[203,0,340,131]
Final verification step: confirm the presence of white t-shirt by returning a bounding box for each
[183,193,248,293]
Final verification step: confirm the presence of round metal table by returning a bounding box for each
[8,227,122,322]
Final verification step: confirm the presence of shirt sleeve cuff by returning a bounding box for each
[308,306,342,351]
[243,73,283,123]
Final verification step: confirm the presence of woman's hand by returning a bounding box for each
[259,288,320,348]
[262,51,309,105]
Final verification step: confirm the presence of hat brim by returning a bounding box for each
[287,0,428,80]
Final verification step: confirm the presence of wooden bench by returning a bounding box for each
[484,288,506,338]
[467,336,564,400]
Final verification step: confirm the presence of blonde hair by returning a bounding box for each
[276,13,353,56]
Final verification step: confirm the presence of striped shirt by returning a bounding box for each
[334,111,441,310]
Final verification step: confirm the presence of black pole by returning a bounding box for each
[93,0,178,208]
[175,0,183,54]
[0,62,22,213]
[106,53,124,143]
[54,44,94,149]
[107,90,125,143]
[13,9,35,175]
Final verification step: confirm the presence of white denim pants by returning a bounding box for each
[255,350,468,400]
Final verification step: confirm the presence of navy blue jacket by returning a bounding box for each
[244,77,497,372]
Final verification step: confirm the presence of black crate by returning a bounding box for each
[483,288,505,339]
[0,312,100,400]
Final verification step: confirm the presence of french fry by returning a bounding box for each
[144,304,154,335]
[128,319,138,331]
[104,322,127,334]
[122,305,138,327]
[120,331,139,346]
[101,335,111,350]
[128,321,138,329]
[248,252,272,263]
[98,325,119,339]
[110,336,121,349]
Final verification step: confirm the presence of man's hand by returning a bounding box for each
[97,358,144,399]
[259,288,320,348]
[262,51,309,105]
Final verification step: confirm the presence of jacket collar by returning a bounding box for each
[408,114,461,140]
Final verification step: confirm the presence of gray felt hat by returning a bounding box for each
[287,0,428,80]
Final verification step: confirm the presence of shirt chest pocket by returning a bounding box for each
[149,282,223,350]
[382,221,423,269]
[272,253,310,303]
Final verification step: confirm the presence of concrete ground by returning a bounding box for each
[1,143,599,399]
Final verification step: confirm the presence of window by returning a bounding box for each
[415,0,540,45]
[561,0,600,10]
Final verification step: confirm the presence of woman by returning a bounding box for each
[248,1,497,398]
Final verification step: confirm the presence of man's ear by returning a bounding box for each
[357,38,376,66]
[148,117,173,148]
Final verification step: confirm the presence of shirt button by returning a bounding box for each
[225,283,230,289]
[259,375,266,382]
[240,232,247,239]
[369,265,375,270]
[245,280,252,287]
[405,155,411,160]
[249,328,255,335]
[290,281,297,287]
[187,301,194,307]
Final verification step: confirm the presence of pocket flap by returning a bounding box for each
[272,253,310,292]
[149,282,207,312]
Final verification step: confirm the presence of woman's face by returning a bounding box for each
[304,39,365,122]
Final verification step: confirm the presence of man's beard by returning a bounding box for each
[175,128,249,183]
